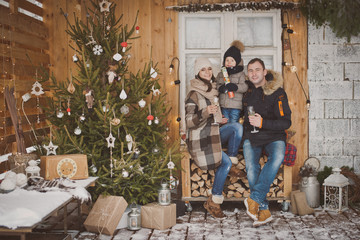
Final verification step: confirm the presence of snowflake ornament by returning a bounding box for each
[43,141,58,156]
[99,0,112,12]
[106,133,116,148]
[93,45,103,55]
[31,81,44,96]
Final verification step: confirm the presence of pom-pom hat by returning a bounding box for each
[194,58,213,75]
[223,40,245,66]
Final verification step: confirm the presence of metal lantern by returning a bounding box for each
[127,204,141,231]
[158,181,171,206]
[323,168,349,213]
[25,160,41,178]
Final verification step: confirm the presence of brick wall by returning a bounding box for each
[308,24,360,173]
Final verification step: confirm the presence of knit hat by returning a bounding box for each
[223,40,245,66]
[194,58,212,75]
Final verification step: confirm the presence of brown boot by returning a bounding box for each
[204,195,226,218]
[244,197,259,221]
[294,192,315,216]
[290,190,300,215]
[253,209,273,227]
[229,166,247,179]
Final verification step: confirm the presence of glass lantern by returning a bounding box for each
[323,168,349,213]
[127,204,141,231]
[158,181,171,206]
[25,160,41,178]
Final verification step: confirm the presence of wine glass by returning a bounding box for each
[212,97,219,125]
[247,106,259,133]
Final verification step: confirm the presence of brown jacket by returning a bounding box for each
[185,79,222,170]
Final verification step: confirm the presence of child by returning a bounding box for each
[216,40,248,124]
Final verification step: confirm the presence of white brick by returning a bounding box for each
[344,138,360,155]
[324,119,350,138]
[336,45,360,63]
[308,45,336,62]
[344,100,360,118]
[309,138,325,156]
[354,156,360,174]
[318,156,353,170]
[323,138,343,156]
[345,63,360,81]
[350,119,360,137]
[308,100,324,119]
[355,81,360,99]
[308,24,323,45]
[324,100,343,118]
[309,81,353,100]
[308,62,343,81]
[323,25,348,44]
[309,119,325,139]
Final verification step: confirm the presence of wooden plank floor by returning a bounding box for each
[2,201,360,240]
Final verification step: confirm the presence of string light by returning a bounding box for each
[282,11,310,110]
[168,57,181,123]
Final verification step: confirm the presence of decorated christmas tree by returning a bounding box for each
[41,0,179,204]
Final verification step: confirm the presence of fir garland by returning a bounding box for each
[301,0,360,41]
[166,1,299,12]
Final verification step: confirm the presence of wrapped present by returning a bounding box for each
[141,202,176,230]
[83,195,128,235]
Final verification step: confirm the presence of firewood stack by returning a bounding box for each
[189,154,284,199]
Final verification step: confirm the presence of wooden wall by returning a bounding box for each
[1,0,307,184]
[0,0,49,155]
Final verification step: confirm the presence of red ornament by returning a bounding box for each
[147,115,154,121]
[136,26,140,34]
[121,42,127,52]
[67,108,71,112]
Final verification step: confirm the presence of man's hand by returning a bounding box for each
[249,113,262,127]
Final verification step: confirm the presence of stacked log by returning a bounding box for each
[190,154,284,198]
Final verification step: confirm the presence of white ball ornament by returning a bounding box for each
[16,173,27,186]
[74,126,82,135]
[122,169,129,178]
[138,99,146,108]
[0,179,16,191]
[120,104,130,115]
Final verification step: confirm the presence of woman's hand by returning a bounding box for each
[221,117,228,124]
[249,113,262,127]
[207,105,218,115]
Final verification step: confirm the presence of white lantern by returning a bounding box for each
[323,168,349,213]
[127,204,141,231]
[25,160,41,178]
[158,181,171,206]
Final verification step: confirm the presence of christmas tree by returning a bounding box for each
[41,0,179,204]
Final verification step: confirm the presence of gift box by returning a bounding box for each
[141,203,176,230]
[83,195,128,235]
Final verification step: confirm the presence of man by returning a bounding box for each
[242,58,292,227]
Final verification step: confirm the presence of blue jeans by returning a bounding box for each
[243,139,285,210]
[222,108,241,123]
[212,123,243,197]
[212,151,232,196]
[220,122,243,157]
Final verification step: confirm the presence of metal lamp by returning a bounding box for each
[127,204,141,230]
[323,168,349,213]
[158,180,171,205]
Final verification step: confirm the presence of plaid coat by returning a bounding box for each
[185,83,222,170]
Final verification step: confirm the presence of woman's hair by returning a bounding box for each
[195,74,215,92]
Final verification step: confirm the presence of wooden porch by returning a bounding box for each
[2,201,359,240]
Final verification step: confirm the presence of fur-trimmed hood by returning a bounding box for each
[262,70,283,95]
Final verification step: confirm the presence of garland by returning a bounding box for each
[166,1,299,12]
[301,0,360,41]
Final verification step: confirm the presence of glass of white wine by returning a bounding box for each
[247,106,259,133]
[212,97,219,125]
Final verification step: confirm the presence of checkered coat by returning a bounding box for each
[185,80,222,170]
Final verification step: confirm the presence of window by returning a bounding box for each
[179,10,282,132]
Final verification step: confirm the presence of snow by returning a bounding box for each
[0,177,97,229]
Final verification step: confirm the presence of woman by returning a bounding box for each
[185,58,244,218]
